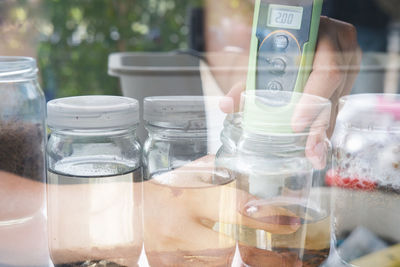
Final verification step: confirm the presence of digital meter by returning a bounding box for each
[246,0,323,93]
[243,0,323,134]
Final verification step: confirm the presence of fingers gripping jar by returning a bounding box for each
[229,91,332,267]
[46,96,142,266]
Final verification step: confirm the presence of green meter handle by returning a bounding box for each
[244,0,323,134]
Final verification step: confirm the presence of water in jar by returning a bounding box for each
[47,161,143,267]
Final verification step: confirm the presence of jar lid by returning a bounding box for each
[47,95,139,130]
[144,96,232,130]
[338,94,400,133]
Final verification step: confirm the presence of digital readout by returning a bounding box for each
[267,4,304,30]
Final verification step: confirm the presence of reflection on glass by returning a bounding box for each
[330,94,400,266]
[144,164,236,266]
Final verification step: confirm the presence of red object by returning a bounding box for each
[377,96,400,120]
[326,169,377,191]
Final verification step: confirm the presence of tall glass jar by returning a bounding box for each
[0,57,48,267]
[232,91,332,267]
[0,57,46,182]
[329,94,400,266]
[46,96,143,267]
[142,96,236,266]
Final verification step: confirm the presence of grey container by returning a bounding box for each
[108,52,203,142]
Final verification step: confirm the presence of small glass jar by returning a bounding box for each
[0,57,47,266]
[142,96,236,266]
[231,91,332,267]
[329,94,400,266]
[46,96,142,266]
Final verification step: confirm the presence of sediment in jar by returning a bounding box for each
[0,120,44,182]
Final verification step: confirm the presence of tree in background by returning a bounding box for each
[0,0,202,99]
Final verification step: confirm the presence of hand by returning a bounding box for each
[220,17,362,169]
[0,171,49,267]
[0,159,327,267]
[143,155,319,267]
[0,166,305,267]
[0,171,142,266]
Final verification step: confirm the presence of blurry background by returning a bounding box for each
[0,0,399,100]
[0,0,201,99]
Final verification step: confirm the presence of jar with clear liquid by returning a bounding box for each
[46,96,142,267]
[142,96,236,267]
[226,91,332,267]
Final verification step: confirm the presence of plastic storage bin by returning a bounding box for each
[108,52,203,142]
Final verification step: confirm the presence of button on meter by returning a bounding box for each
[270,58,286,74]
[266,81,283,91]
[273,35,289,50]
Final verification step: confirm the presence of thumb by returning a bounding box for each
[219,81,246,113]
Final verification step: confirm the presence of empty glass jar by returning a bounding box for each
[329,94,400,266]
[46,96,142,266]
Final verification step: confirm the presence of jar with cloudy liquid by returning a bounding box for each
[46,96,142,267]
[0,57,48,266]
[142,96,236,267]
[231,91,332,267]
[329,94,400,266]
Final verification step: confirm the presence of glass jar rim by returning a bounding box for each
[0,57,38,82]
[240,90,332,135]
[338,93,400,133]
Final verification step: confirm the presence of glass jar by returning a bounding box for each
[142,96,236,266]
[46,96,142,266]
[215,113,242,174]
[142,96,232,177]
[0,57,48,267]
[329,94,400,266]
[231,91,332,267]
[0,57,46,182]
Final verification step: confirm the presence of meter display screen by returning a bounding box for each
[267,5,303,30]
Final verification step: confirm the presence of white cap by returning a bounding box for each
[47,95,139,130]
[143,96,232,130]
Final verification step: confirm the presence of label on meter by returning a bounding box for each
[243,0,323,133]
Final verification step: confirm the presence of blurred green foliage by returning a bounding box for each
[1,0,202,99]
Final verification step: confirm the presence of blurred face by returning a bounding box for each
[204,0,255,93]
[204,0,254,53]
